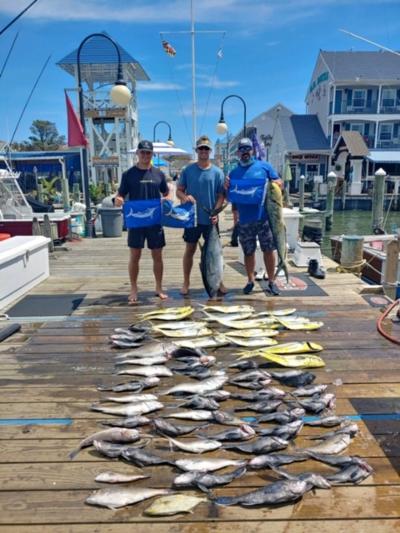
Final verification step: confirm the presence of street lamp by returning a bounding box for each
[216,94,247,138]
[76,32,132,237]
[152,121,174,146]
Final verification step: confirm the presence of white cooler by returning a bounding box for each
[0,236,51,310]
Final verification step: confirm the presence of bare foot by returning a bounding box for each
[218,283,228,295]
[128,290,138,305]
[180,285,190,296]
[155,291,168,300]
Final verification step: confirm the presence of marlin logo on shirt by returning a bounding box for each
[126,207,158,219]
[164,206,191,221]
[231,184,259,196]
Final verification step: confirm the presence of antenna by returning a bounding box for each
[339,29,400,58]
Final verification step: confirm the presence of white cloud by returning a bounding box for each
[137,82,184,91]
[197,74,240,89]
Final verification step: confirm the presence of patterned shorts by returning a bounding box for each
[238,219,275,256]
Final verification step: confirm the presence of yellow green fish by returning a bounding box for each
[226,336,278,348]
[238,341,323,358]
[153,326,213,338]
[223,328,279,338]
[256,352,325,368]
[144,494,207,516]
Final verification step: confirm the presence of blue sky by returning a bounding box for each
[1,0,400,153]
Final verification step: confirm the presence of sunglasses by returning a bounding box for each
[197,146,211,151]
[139,150,153,155]
[239,147,252,153]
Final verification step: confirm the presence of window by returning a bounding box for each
[379,124,393,141]
[350,123,364,134]
[381,88,396,108]
[353,90,366,108]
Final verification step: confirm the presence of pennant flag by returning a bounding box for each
[161,200,197,228]
[217,48,223,59]
[162,40,176,57]
[250,130,266,161]
[228,178,267,205]
[123,199,161,228]
[65,91,87,147]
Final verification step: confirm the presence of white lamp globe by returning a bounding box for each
[216,121,228,135]
[110,84,131,106]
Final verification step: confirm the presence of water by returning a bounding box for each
[320,210,399,258]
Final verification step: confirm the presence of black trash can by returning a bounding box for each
[99,207,123,237]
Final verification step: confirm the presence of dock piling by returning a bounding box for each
[372,168,387,233]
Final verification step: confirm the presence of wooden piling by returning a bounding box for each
[372,168,387,233]
[325,171,337,231]
[299,175,305,212]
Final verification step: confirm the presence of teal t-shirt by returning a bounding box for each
[178,163,224,225]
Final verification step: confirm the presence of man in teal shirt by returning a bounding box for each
[177,135,226,296]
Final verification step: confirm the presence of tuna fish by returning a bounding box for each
[199,223,224,298]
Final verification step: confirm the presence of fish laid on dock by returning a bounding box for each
[69,428,140,459]
[144,494,207,516]
[86,487,172,510]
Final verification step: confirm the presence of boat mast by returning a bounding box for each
[161,2,225,157]
[191,0,197,155]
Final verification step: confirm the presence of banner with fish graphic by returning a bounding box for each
[228,179,267,205]
[161,200,197,228]
[123,199,162,228]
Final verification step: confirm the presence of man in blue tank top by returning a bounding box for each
[176,135,226,296]
[226,137,282,295]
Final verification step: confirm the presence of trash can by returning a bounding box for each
[99,207,123,237]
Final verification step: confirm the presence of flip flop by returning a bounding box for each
[128,296,138,305]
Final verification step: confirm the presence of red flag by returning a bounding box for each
[65,91,87,147]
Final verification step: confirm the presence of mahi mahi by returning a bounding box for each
[265,179,289,282]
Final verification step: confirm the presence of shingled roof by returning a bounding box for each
[280,115,330,152]
[321,51,400,81]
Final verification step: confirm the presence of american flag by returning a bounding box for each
[250,130,266,160]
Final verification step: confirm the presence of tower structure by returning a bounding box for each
[57,33,149,184]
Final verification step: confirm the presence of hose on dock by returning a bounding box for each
[377,299,400,345]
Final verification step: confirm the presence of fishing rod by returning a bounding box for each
[0,32,18,80]
[7,53,51,150]
[0,0,39,37]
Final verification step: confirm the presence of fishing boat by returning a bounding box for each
[0,157,70,240]
[330,233,400,285]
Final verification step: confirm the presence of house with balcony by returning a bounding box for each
[307,50,400,152]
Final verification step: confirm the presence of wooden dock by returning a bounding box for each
[1,213,399,532]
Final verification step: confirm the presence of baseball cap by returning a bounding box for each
[137,140,153,151]
[238,137,253,150]
[196,135,213,149]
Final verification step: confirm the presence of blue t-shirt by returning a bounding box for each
[178,163,224,225]
[229,160,278,224]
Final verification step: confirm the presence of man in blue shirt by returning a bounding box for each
[226,137,282,295]
[176,135,226,296]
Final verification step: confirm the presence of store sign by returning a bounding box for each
[290,154,320,161]
[92,156,119,167]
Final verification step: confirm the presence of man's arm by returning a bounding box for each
[114,173,128,207]
[176,184,196,204]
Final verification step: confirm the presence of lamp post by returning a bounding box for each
[152,121,174,146]
[216,94,247,138]
[76,32,132,237]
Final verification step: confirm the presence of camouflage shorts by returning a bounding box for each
[238,219,275,256]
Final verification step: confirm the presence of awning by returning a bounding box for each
[367,150,400,163]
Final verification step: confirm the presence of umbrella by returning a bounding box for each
[152,157,168,167]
